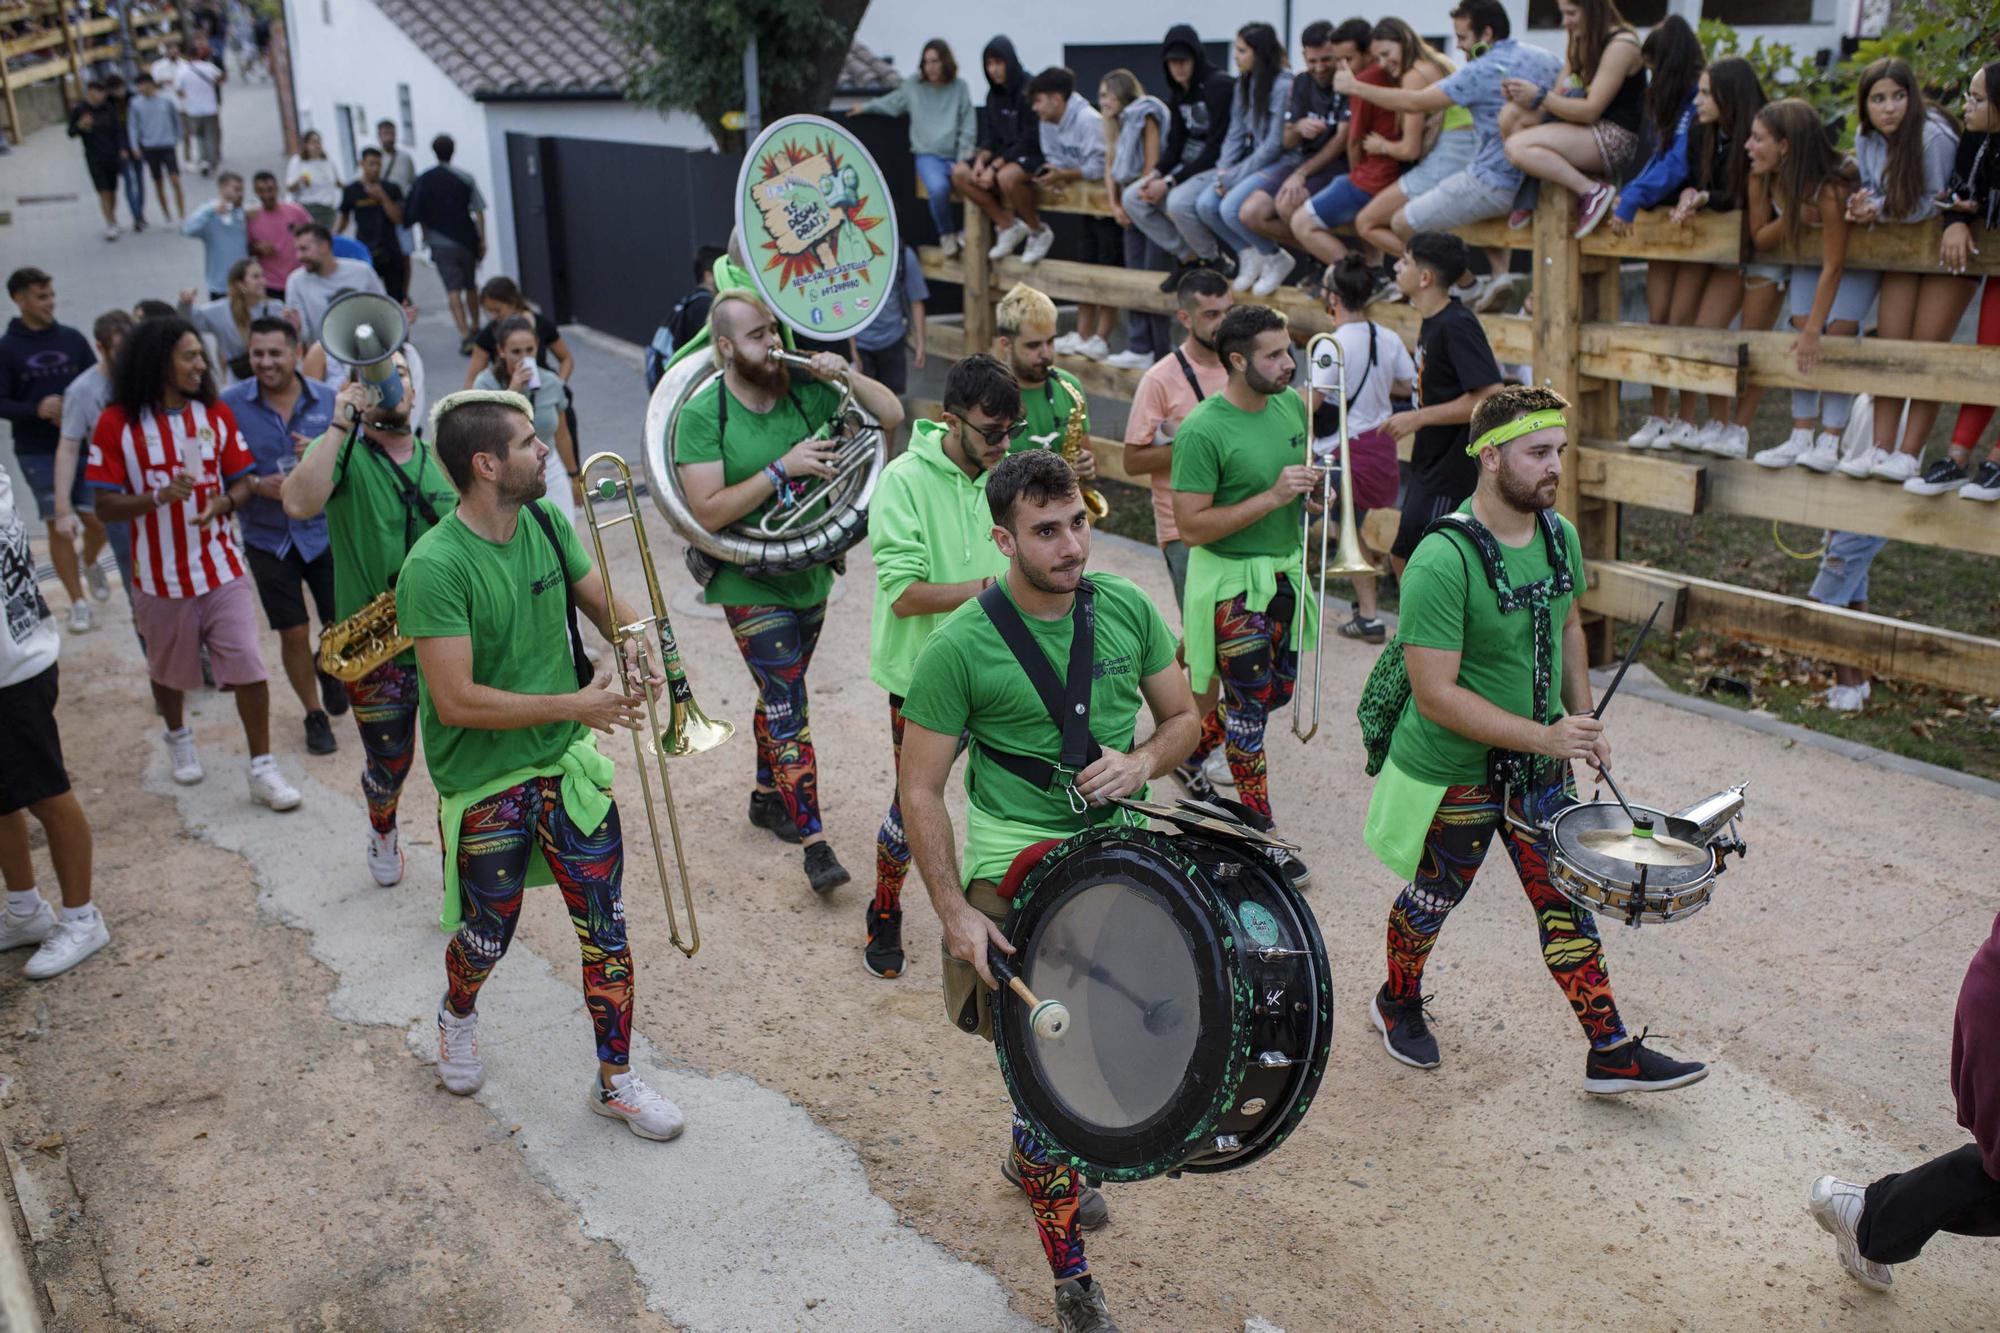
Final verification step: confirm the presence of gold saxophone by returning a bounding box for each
[317,590,409,681]
[1057,374,1109,522]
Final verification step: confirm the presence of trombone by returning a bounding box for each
[1293,333,1377,743]
[579,451,735,957]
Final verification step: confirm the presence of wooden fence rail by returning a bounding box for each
[916,177,2000,695]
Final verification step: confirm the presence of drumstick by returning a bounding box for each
[1592,600,1663,721]
[989,950,1069,1041]
[1045,944,1184,1035]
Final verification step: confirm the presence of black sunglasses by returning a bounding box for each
[949,410,1028,445]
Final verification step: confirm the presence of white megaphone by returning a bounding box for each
[319,290,409,409]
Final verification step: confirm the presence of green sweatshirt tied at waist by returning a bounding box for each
[1180,544,1320,693]
[435,733,615,932]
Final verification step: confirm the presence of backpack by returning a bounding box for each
[1356,509,1573,779]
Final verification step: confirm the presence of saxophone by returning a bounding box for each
[1057,374,1110,522]
[316,590,409,681]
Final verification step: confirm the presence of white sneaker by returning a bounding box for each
[84,560,110,602]
[1837,445,1888,479]
[164,727,203,784]
[988,219,1030,260]
[1960,461,2000,501]
[1690,420,1728,451]
[1659,419,1701,451]
[1076,335,1110,360]
[1102,349,1152,370]
[1826,683,1867,713]
[1053,331,1085,356]
[1251,250,1299,297]
[1868,451,1918,483]
[1019,226,1056,264]
[1808,1176,1893,1291]
[1456,274,1491,309]
[23,911,109,979]
[1754,428,1814,469]
[367,827,405,887]
[436,1006,484,1095]
[1475,273,1523,313]
[938,231,962,259]
[590,1070,685,1141]
[247,757,302,811]
[1704,424,1749,459]
[1231,251,1262,293]
[1626,416,1670,449]
[1202,749,1234,789]
[0,900,54,952]
[103,224,120,241]
[66,602,94,634]
[1801,432,1843,473]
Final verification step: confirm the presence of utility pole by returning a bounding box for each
[743,35,762,139]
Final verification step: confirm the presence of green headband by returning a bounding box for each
[1468,408,1568,456]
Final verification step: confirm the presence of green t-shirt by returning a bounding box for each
[396,500,593,798]
[1387,504,1587,786]
[318,430,459,667]
[1012,368,1088,456]
[900,572,1178,885]
[1168,391,1310,559]
[673,374,841,609]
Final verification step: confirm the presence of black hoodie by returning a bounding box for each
[975,36,1042,171]
[1158,25,1236,185]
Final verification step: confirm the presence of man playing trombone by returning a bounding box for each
[398,389,685,1141]
[673,289,904,897]
[1169,305,1317,888]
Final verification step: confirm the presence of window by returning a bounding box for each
[1701,0,1815,22]
[333,103,358,175]
[398,83,414,144]
[1529,0,1670,29]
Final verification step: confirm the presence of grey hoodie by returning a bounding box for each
[1110,95,1171,186]
[1039,91,1105,178]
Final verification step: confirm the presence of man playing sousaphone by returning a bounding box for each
[993,283,1096,489]
[901,451,1198,1333]
[674,288,904,896]
[282,344,456,887]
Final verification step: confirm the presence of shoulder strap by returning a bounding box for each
[1171,347,1206,402]
[973,579,1102,791]
[1343,326,1381,408]
[525,501,593,689]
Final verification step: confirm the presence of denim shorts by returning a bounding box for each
[14,451,91,521]
[1808,530,1889,607]
[1400,128,1477,200]
[1788,266,1880,327]
[1304,175,1374,228]
[1402,167,1514,232]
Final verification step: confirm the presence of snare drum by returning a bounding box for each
[1545,801,1719,926]
[994,818,1333,1183]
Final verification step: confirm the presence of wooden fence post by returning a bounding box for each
[962,208,994,353]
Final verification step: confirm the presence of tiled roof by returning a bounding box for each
[838,42,900,96]
[369,0,626,100]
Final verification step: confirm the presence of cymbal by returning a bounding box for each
[1111,797,1301,851]
[1576,826,1712,867]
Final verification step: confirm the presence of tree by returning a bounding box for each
[607,0,873,152]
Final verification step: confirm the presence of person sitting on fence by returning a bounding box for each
[1314,255,1416,644]
[1099,68,1173,371]
[1193,23,1296,299]
[1128,24,1239,294]
[1497,0,1647,241]
[1605,17,1704,245]
[1350,20,1466,286]
[1748,99,1863,476]
[1239,19,1363,298]
[956,37,1050,264]
[847,38,976,258]
[1837,58,1973,488]
[1934,59,2000,503]
[1024,68,1112,355]
[1291,23,1404,278]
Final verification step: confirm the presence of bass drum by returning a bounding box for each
[995,822,1333,1183]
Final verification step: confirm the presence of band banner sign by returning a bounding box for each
[734,114,899,341]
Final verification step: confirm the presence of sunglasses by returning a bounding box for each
[951,411,1028,445]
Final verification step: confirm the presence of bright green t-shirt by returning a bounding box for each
[1012,368,1088,456]
[673,374,842,609]
[900,572,1178,885]
[1387,504,1587,786]
[1169,390,1310,559]
[396,500,593,798]
[317,430,459,667]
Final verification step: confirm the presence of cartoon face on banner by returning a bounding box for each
[735,115,898,340]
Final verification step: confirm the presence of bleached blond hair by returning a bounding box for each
[709,288,777,368]
[996,282,1057,337]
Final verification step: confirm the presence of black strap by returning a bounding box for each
[1345,325,1380,409]
[525,501,594,689]
[1171,347,1206,403]
[973,579,1101,793]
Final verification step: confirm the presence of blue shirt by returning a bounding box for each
[181,200,249,295]
[220,373,337,561]
[332,234,371,263]
[855,247,929,352]
[1436,39,1564,192]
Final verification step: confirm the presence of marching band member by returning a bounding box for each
[673,289,903,897]
[863,354,1016,978]
[992,283,1097,488]
[1169,304,1315,886]
[1361,385,1708,1093]
[397,389,683,1140]
[902,450,1198,1333]
[282,343,457,886]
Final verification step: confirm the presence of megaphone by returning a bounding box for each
[320,290,409,410]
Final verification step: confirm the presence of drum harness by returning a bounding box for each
[975,578,1105,818]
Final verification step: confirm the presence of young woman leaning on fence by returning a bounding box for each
[1498,0,1648,239]
[847,39,976,257]
[1192,23,1294,294]
[1935,60,2000,502]
[1350,19,1464,269]
[1101,69,1174,370]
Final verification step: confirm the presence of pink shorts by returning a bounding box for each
[131,578,269,693]
[1343,427,1402,512]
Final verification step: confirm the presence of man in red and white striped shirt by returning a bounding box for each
[87,316,302,809]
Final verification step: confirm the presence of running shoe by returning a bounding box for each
[1959,459,2000,501]
[0,900,54,953]
[1001,1153,1110,1230]
[1055,1279,1122,1333]
[164,727,204,785]
[1020,225,1057,264]
[1826,683,1867,713]
[938,231,963,259]
[591,1071,685,1141]
[748,790,801,844]
[436,1005,484,1094]
[1689,419,1729,452]
[1703,424,1749,459]
[1574,183,1615,239]
[1837,446,1890,479]
[1508,207,1534,230]
[1807,1175,1893,1291]
[1232,250,1264,293]
[1867,450,1918,483]
[1800,432,1843,474]
[1370,985,1440,1069]
[84,560,110,602]
[304,709,337,755]
[1202,750,1234,789]
[67,602,93,634]
[1157,257,1196,294]
[1582,1030,1708,1094]
[23,910,109,979]
[247,757,302,811]
[1076,335,1110,360]
[1903,456,1970,495]
[988,219,1030,259]
[1053,331,1086,356]
[1252,251,1300,297]
[1263,845,1311,891]
[318,669,350,717]
[1754,427,1815,469]
[864,906,904,979]
[1171,759,1216,802]
[1658,418,1700,451]
[1337,613,1386,644]
[1625,416,1670,449]
[367,826,405,887]
[1102,349,1152,371]
[805,841,850,896]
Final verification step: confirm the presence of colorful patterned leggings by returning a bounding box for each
[1012,1113,1088,1280]
[345,661,418,834]
[1210,584,1298,820]
[444,775,634,1066]
[1385,774,1627,1049]
[875,695,967,913]
[724,602,825,840]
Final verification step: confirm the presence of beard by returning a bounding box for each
[498,455,548,505]
[366,394,413,431]
[1011,355,1049,385]
[734,350,789,393]
[1496,463,1559,512]
[1014,540,1087,595]
[1245,361,1293,396]
[1191,328,1217,352]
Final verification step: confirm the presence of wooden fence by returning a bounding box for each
[1,1,179,144]
[915,179,2000,695]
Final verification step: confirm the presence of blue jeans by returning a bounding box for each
[1305,175,1373,229]
[1123,223,1171,357]
[914,153,957,239]
[119,155,146,222]
[1197,171,1274,257]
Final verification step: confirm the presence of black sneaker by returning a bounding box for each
[804,841,850,896]
[748,790,801,844]
[1962,459,2000,501]
[303,709,337,755]
[1264,844,1311,891]
[1337,613,1386,644]
[1583,1030,1708,1094]
[1370,984,1441,1069]
[1904,456,1970,496]
[1171,758,1217,802]
[1054,1278,1121,1333]
[319,669,350,717]
[1001,1153,1110,1230]
[1156,256,1195,294]
[864,907,904,978]
[1202,251,1238,281]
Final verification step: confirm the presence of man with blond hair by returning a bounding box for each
[992,283,1096,487]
